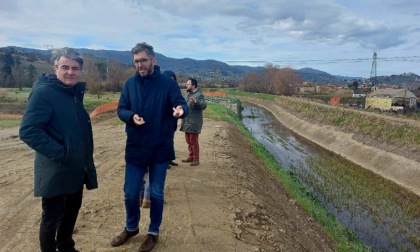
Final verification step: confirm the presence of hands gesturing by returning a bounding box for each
[173,106,184,118]
[133,114,145,125]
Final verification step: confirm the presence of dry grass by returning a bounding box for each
[274,96,420,161]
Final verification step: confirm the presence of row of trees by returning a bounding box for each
[238,64,304,96]
[0,49,135,95]
[1,49,39,90]
[2,49,304,96]
[81,54,135,96]
[0,48,229,95]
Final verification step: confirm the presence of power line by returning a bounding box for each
[226,56,420,65]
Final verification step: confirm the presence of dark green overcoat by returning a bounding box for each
[20,74,98,197]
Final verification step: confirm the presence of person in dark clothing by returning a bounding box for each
[163,70,180,168]
[141,70,179,208]
[19,48,98,252]
[110,42,188,252]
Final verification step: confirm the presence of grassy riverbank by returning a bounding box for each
[205,102,370,252]
[229,90,420,162]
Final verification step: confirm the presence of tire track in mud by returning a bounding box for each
[70,123,128,250]
[0,117,336,252]
[0,130,41,252]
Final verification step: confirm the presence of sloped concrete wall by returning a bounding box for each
[240,96,420,196]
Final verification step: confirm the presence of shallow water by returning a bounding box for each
[241,103,419,252]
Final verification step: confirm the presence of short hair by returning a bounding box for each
[188,77,198,88]
[131,42,155,58]
[51,48,84,70]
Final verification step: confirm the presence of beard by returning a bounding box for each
[138,64,154,77]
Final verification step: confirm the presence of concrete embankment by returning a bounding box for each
[240,97,420,197]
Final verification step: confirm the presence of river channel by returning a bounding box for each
[241,103,419,252]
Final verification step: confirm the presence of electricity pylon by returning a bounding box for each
[370,51,377,86]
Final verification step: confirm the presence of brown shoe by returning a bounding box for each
[142,199,150,208]
[139,234,159,252]
[181,157,193,163]
[190,160,199,166]
[110,228,139,247]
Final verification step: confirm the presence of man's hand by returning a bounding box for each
[173,106,184,118]
[133,114,145,125]
[190,97,197,103]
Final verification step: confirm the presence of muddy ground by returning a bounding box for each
[0,116,336,252]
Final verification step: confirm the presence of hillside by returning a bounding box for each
[1,46,262,82]
[1,46,419,86]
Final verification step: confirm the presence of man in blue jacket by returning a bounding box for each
[19,48,98,252]
[111,42,188,252]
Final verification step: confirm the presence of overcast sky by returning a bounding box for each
[1,0,419,77]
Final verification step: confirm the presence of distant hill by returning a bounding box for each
[3,46,263,81]
[372,72,420,86]
[297,68,361,84]
[2,46,419,86]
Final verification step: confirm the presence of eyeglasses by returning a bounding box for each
[133,58,151,65]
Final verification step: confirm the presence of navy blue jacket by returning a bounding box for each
[19,74,98,197]
[117,66,188,165]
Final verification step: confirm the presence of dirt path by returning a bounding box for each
[0,117,335,251]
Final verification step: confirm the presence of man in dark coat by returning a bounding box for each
[19,48,98,252]
[163,70,180,168]
[111,42,188,252]
[180,78,207,166]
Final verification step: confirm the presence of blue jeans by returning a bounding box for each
[124,162,168,235]
[144,172,150,200]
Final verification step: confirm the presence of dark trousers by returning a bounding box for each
[39,189,83,252]
[185,132,199,161]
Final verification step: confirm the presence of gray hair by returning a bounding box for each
[51,47,84,70]
[131,42,155,58]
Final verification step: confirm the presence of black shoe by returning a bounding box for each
[139,234,159,252]
[167,165,171,169]
[110,228,139,247]
[169,161,178,166]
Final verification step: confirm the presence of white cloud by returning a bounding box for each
[0,0,419,77]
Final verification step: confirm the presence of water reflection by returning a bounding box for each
[241,103,419,252]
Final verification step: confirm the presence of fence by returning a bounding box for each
[205,95,241,117]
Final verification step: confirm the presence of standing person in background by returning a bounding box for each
[163,70,180,168]
[19,47,98,252]
[111,42,188,252]
[180,77,207,166]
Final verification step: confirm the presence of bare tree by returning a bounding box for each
[82,54,103,98]
[239,65,303,96]
[273,67,303,96]
[106,59,126,93]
